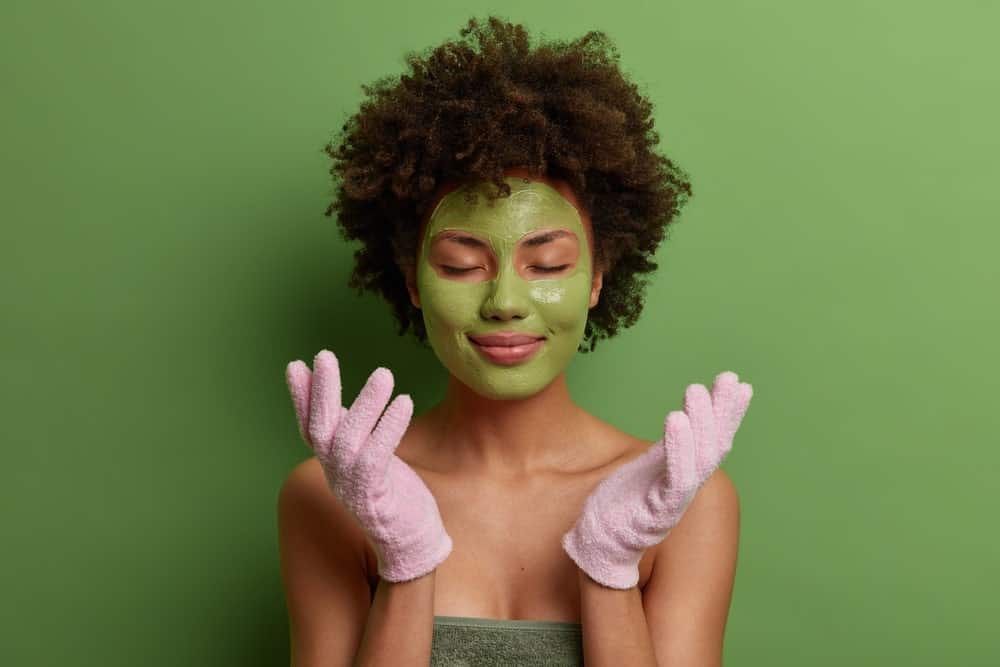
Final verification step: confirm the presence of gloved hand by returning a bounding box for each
[285,350,453,582]
[562,371,753,589]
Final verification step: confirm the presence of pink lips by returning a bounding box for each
[468,332,545,365]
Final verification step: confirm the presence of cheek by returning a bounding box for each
[531,272,592,330]
[421,279,488,330]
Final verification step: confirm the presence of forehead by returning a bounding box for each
[424,178,587,245]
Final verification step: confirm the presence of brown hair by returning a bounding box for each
[325,16,692,352]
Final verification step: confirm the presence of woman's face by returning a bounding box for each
[410,175,602,400]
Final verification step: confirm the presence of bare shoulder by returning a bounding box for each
[598,421,740,574]
[278,457,376,585]
[651,466,740,567]
[692,467,740,512]
[278,456,336,521]
[580,412,655,471]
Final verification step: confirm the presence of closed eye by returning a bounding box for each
[441,266,481,275]
[531,264,570,273]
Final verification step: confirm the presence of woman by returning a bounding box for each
[279,17,753,666]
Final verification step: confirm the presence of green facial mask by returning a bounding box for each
[416,177,595,400]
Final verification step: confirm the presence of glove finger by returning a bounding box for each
[733,382,753,425]
[307,350,343,453]
[684,383,720,481]
[285,360,312,447]
[711,371,740,445]
[353,393,414,489]
[662,410,696,495]
[723,382,754,452]
[334,366,394,468]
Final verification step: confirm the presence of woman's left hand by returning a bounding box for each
[562,371,753,589]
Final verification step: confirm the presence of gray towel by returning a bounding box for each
[431,615,583,666]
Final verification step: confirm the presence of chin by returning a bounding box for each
[468,372,557,402]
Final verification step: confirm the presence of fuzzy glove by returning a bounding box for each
[286,350,453,582]
[562,371,753,589]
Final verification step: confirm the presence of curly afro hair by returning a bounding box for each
[325,16,692,352]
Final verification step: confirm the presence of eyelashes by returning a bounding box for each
[440,266,479,275]
[441,264,570,275]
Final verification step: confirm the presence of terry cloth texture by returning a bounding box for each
[431,615,583,666]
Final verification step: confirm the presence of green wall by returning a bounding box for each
[3,1,997,664]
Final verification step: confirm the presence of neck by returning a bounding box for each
[424,372,591,479]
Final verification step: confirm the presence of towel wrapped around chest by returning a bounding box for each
[431,615,583,666]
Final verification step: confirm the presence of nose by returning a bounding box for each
[479,260,531,321]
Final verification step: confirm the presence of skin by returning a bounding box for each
[391,168,654,620]
[281,168,740,664]
[398,169,616,480]
[399,168,611,477]
[413,175,598,400]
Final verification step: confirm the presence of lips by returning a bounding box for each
[467,331,546,365]
[467,332,545,346]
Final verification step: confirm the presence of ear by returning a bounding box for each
[589,268,603,309]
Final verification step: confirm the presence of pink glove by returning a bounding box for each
[562,371,753,589]
[285,350,453,582]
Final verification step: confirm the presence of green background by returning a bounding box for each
[3,1,997,664]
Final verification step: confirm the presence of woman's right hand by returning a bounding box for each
[285,350,453,582]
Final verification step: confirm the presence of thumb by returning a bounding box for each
[285,360,313,446]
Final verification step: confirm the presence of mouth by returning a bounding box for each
[467,332,546,366]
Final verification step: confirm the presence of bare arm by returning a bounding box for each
[278,458,438,666]
[355,572,436,666]
[278,459,370,666]
[642,469,741,666]
[578,568,658,666]
[575,468,739,666]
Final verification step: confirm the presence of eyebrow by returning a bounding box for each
[437,233,490,249]
[521,230,573,247]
